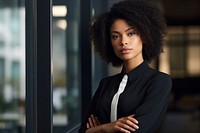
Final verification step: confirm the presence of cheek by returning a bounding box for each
[132,39,143,48]
[111,42,120,54]
[111,40,119,48]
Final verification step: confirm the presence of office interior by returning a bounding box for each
[0,0,199,133]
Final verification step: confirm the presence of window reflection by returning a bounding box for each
[53,6,67,17]
[167,26,200,77]
[0,0,25,132]
[53,17,68,130]
[53,0,81,132]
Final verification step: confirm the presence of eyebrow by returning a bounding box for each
[111,27,135,34]
[125,27,134,32]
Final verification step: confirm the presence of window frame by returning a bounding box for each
[25,0,53,133]
[25,0,93,132]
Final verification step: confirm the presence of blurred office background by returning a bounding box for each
[0,0,199,133]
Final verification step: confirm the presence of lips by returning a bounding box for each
[120,48,132,53]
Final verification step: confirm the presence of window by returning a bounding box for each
[52,0,81,132]
[167,26,200,77]
[0,0,25,132]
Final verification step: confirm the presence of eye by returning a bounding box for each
[111,34,120,40]
[127,32,136,37]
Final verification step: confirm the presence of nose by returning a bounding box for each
[121,36,128,46]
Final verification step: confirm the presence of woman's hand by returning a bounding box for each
[86,114,139,133]
[87,115,101,128]
[110,114,139,133]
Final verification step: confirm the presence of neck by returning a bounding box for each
[123,59,144,73]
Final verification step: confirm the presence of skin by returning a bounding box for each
[110,19,144,73]
[86,114,138,133]
[86,19,144,133]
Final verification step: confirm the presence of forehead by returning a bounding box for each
[110,19,132,32]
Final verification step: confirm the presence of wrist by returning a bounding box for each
[86,124,107,133]
[101,123,114,133]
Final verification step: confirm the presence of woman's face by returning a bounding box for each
[110,19,143,63]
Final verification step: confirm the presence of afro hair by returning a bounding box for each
[91,0,167,67]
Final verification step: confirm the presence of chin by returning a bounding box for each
[120,57,133,61]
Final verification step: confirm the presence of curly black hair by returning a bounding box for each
[90,0,167,67]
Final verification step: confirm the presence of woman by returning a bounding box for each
[79,0,172,132]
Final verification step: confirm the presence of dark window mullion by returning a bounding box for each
[25,0,53,133]
[80,0,92,121]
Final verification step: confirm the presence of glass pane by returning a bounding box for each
[167,26,200,77]
[187,26,200,76]
[52,1,81,132]
[91,0,109,94]
[0,0,25,133]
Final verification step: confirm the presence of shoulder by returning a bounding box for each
[155,71,172,86]
[147,68,172,92]
[148,67,171,82]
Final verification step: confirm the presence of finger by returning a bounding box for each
[115,123,134,133]
[120,121,137,132]
[124,119,139,130]
[88,117,94,127]
[86,123,90,129]
[127,116,139,124]
[118,117,139,130]
[91,115,98,126]
[115,126,131,133]
[95,116,100,125]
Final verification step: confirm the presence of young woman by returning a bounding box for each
[79,0,172,132]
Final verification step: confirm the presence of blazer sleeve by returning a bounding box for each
[133,73,172,133]
[78,79,104,133]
